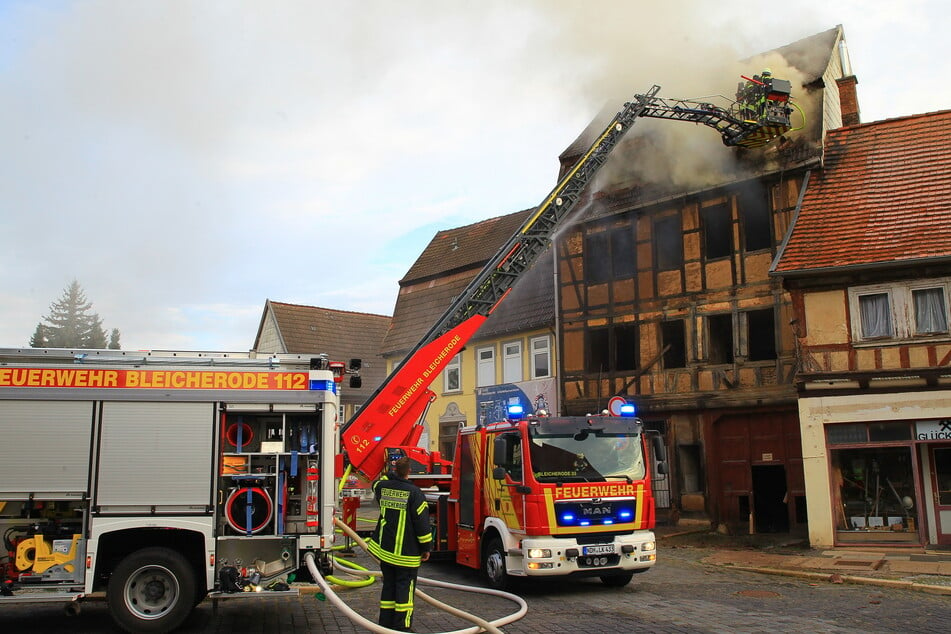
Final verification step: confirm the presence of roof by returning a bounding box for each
[382,209,555,355]
[401,210,534,284]
[252,300,391,399]
[774,109,951,275]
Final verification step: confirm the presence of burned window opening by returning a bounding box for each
[661,320,687,368]
[701,202,732,260]
[654,215,683,271]
[586,324,638,373]
[707,313,734,364]
[737,183,772,251]
[746,308,777,361]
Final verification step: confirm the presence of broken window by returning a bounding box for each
[654,215,682,271]
[611,225,636,278]
[707,313,734,364]
[661,320,687,368]
[586,325,638,373]
[614,325,637,371]
[738,183,772,251]
[701,202,732,260]
[584,231,611,284]
[746,308,777,361]
[587,328,610,373]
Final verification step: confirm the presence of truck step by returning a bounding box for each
[0,591,84,604]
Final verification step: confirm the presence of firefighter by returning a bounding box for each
[367,456,432,632]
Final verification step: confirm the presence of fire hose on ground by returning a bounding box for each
[303,517,527,633]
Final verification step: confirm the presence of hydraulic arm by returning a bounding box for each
[342,80,795,480]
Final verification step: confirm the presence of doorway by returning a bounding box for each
[930,445,951,545]
[752,465,789,533]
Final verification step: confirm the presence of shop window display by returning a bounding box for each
[831,446,918,537]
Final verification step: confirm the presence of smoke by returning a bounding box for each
[515,1,824,192]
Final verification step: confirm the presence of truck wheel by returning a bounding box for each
[599,571,635,587]
[482,537,514,591]
[107,547,196,633]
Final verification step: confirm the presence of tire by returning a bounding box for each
[481,536,514,591]
[107,547,196,634]
[599,571,635,587]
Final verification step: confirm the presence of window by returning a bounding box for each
[660,320,687,368]
[530,336,551,378]
[584,231,611,284]
[913,287,948,334]
[611,226,636,278]
[476,346,495,387]
[858,292,894,339]
[585,224,636,282]
[849,280,951,343]
[737,183,771,251]
[503,341,522,384]
[701,203,732,259]
[443,355,461,393]
[588,328,610,373]
[587,325,638,373]
[654,215,683,270]
[746,308,777,361]
[707,314,734,364]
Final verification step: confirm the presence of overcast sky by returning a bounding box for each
[2,1,947,352]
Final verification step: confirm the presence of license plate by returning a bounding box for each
[582,544,615,555]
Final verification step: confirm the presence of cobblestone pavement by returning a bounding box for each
[3,543,950,633]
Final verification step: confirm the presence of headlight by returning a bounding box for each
[527,548,551,558]
[641,541,656,551]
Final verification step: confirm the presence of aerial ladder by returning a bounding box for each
[341,78,797,482]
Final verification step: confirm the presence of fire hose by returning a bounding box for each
[303,517,527,633]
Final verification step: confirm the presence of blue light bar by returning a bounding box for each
[619,403,636,417]
[507,403,525,419]
[619,510,633,520]
[309,379,336,393]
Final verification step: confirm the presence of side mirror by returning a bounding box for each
[493,436,508,467]
[349,376,362,389]
[656,461,669,475]
[492,466,506,480]
[652,435,668,463]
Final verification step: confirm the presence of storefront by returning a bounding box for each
[799,390,951,548]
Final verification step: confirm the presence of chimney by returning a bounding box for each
[836,39,860,126]
[836,76,860,127]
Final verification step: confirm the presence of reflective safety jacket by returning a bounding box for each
[367,474,432,567]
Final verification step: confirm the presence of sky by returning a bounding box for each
[1,0,948,352]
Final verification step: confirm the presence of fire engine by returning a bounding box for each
[0,349,350,632]
[341,80,797,589]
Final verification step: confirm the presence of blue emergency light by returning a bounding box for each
[309,379,336,393]
[619,403,637,417]
[507,404,525,420]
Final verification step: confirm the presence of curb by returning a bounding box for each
[715,563,951,596]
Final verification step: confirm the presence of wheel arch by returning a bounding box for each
[93,528,205,592]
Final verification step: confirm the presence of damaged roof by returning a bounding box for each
[773,109,951,275]
[558,26,842,166]
[383,209,555,355]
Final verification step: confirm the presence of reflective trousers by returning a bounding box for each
[378,560,419,632]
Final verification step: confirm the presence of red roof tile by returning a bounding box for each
[774,110,951,274]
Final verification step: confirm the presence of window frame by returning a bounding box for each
[476,345,496,388]
[443,354,461,393]
[530,335,552,379]
[848,279,951,345]
[502,340,523,384]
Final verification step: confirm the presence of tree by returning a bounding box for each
[30,281,120,349]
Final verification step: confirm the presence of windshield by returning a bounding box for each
[529,432,645,483]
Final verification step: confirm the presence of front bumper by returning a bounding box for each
[505,531,656,578]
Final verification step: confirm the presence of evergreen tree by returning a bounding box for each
[30,281,120,349]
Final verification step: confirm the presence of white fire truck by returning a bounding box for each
[0,348,347,632]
